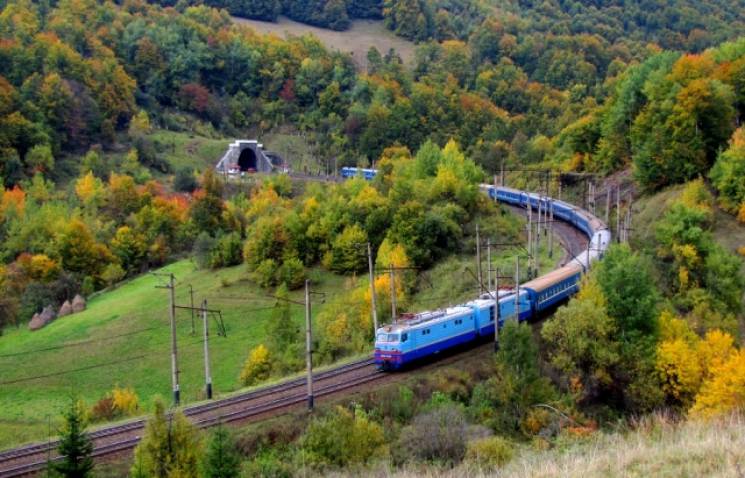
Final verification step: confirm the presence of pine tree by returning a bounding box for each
[50,399,94,478]
[202,426,241,478]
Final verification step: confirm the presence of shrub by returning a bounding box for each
[397,405,468,464]
[240,344,272,386]
[254,259,278,288]
[240,449,293,478]
[300,405,387,469]
[174,168,198,193]
[465,436,514,470]
[276,256,305,289]
[101,263,126,287]
[193,232,216,269]
[210,232,243,268]
[90,397,117,422]
[112,386,139,416]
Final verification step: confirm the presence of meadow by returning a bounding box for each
[0,260,351,448]
[232,16,416,70]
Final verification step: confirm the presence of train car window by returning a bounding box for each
[401,333,408,342]
[489,306,495,322]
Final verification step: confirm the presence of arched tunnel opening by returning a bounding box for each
[237,148,257,171]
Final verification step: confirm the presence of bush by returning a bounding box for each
[276,256,305,289]
[174,168,198,193]
[300,405,387,469]
[112,386,139,416]
[90,397,117,422]
[240,344,272,386]
[240,449,293,478]
[465,436,514,470]
[193,232,217,269]
[397,405,468,465]
[210,232,243,268]
[254,259,279,288]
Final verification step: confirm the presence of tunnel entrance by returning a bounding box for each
[238,148,257,171]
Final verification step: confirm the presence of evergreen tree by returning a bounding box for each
[202,426,241,478]
[50,399,94,478]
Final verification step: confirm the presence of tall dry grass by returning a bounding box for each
[336,413,745,478]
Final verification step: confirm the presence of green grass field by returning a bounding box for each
[0,260,352,449]
[232,16,416,70]
[147,130,229,173]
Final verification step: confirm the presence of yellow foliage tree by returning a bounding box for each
[0,186,25,220]
[656,338,703,405]
[691,349,745,418]
[111,386,139,416]
[75,172,105,209]
[239,344,272,386]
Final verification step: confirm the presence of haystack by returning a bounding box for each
[71,294,86,313]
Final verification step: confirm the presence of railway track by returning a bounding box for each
[0,358,380,477]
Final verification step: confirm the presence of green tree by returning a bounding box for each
[541,277,619,403]
[593,244,659,339]
[202,426,241,478]
[25,144,54,173]
[470,321,557,435]
[710,127,745,212]
[130,398,202,478]
[50,399,94,478]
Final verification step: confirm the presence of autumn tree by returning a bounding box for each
[130,398,202,478]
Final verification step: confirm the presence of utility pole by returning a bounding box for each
[527,204,532,279]
[515,257,520,321]
[305,280,314,411]
[616,188,621,243]
[367,242,378,334]
[389,268,397,322]
[476,224,483,293]
[189,285,195,336]
[155,273,180,407]
[486,240,492,291]
[548,199,554,258]
[494,266,499,351]
[202,299,212,399]
[605,187,611,224]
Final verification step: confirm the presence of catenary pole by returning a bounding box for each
[367,242,378,334]
[202,299,212,399]
[476,224,483,293]
[515,257,520,321]
[389,268,397,322]
[494,266,499,351]
[305,280,314,411]
[168,274,180,406]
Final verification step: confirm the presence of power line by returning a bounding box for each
[0,326,163,358]
[0,338,206,386]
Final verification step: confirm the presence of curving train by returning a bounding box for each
[335,165,613,370]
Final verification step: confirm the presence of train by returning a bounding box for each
[372,182,611,370]
[340,167,378,181]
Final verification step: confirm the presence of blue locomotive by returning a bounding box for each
[373,184,611,370]
[340,167,378,180]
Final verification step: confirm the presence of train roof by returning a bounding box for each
[378,305,472,333]
[521,263,583,292]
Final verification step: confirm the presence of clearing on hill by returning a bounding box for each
[232,16,416,70]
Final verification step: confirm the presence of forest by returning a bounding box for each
[0,0,744,475]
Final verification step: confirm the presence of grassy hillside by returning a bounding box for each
[380,414,745,478]
[232,17,416,70]
[0,260,351,448]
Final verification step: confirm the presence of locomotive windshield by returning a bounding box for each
[376,333,400,343]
